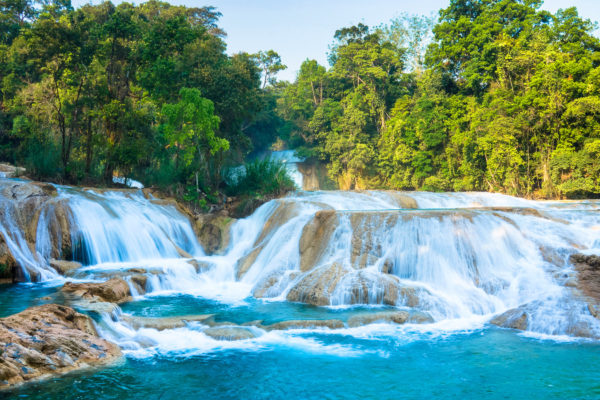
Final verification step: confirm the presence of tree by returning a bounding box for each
[160,87,227,191]
[257,50,286,89]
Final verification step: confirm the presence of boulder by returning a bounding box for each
[203,327,256,341]
[49,259,82,275]
[61,278,132,304]
[347,311,410,327]
[68,299,120,315]
[490,308,529,331]
[129,274,147,295]
[0,304,121,388]
[286,263,346,306]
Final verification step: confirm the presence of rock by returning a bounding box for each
[0,232,18,281]
[490,308,529,331]
[203,327,256,341]
[296,160,337,191]
[69,299,120,315]
[347,311,410,327]
[336,272,416,306]
[285,264,421,307]
[121,314,214,330]
[408,311,435,324]
[286,263,347,306]
[236,246,264,280]
[129,274,147,295]
[263,319,344,330]
[253,271,299,299]
[299,210,338,272]
[194,213,235,255]
[49,259,82,275]
[174,245,194,259]
[0,181,73,281]
[61,278,132,304]
[0,304,121,388]
[570,253,600,320]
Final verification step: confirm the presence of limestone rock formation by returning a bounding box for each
[262,319,344,330]
[570,254,600,303]
[299,210,337,272]
[49,259,82,275]
[286,264,346,306]
[194,212,235,255]
[61,278,132,304]
[490,308,529,331]
[203,326,256,341]
[121,314,214,331]
[0,304,121,388]
[347,311,409,327]
[0,180,73,281]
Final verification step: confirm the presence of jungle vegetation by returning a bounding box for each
[1,0,599,200]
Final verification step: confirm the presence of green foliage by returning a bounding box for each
[2,0,600,201]
[0,0,284,202]
[274,2,600,198]
[224,158,296,198]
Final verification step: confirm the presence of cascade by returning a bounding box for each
[1,176,600,339]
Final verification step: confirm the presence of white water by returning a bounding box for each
[1,178,599,344]
[62,188,203,265]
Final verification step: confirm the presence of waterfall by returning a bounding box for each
[63,188,203,265]
[1,176,599,338]
[205,190,600,336]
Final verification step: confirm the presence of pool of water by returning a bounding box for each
[2,285,600,399]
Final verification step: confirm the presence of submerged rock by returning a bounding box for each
[490,308,529,331]
[121,314,214,331]
[61,278,132,304]
[347,311,409,327]
[0,304,121,388]
[203,327,256,341]
[263,319,344,330]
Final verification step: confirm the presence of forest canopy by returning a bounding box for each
[1,0,599,200]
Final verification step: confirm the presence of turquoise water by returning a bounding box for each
[2,285,600,400]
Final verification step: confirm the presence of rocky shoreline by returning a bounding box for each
[0,304,122,388]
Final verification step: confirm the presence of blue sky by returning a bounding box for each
[72,0,600,82]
